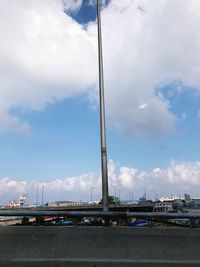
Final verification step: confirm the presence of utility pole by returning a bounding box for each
[36,186,38,206]
[41,185,44,206]
[97,0,109,212]
[129,192,134,205]
[91,187,94,204]
[118,189,121,202]
[112,185,117,204]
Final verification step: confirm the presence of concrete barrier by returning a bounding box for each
[0,226,200,266]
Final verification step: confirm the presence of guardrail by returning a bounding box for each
[0,210,199,219]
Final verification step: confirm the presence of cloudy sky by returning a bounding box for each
[0,0,200,204]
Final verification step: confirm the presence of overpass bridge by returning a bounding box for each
[35,204,154,212]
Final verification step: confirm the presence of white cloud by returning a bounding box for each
[88,0,108,7]
[0,173,101,204]
[108,159,117,185]
[89,0,200,137]
[118,166,137,188]
[0,111,30,134]
[139,103,147,110]
[0,0,96,133]
[163,161,200,185]
[88,0,95,5]
[1,160,200,203]
[1,0,200,136]
[181,112,186,121]
[62,0,83,13]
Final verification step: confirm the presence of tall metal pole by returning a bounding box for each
[97,0,109,212]
[91,187,94,204]
[41,185,44,206]
[36,186,38,206]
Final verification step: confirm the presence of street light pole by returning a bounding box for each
[112,185,117,204]
[41,185,44,206]
[36,186,38,206]
[97,0,109,212]
[151,191,156,202]
[141,187,146,199]
[91,187,94,204]
[118,189,121,202]
[129,192,134,205]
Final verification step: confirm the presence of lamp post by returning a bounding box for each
[91,187,94,204]
[97,0,109,212]
[129,192,134,205]
[36,185,38,207]
[41,185,44,206]
[112,184,117,204]
[141,187,146,199]
[151,191,156,202]
[118,189,121,202]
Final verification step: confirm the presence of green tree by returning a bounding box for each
[99,195,120,205]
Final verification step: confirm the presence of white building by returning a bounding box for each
[154,202,173,212]
[19,194,26,207]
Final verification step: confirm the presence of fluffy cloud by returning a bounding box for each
[62,0,83,12]
[1,0,200,136]
[88,0,109,7]
[0,0,97,133]
[1,160,200,204]
[91,0,200,136]
[162,161,200,185]
[118,167,137,188]
[0,173,101,204]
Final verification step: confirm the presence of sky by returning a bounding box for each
[0,0,200,204]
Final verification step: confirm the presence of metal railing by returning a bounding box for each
[0,210,199,219]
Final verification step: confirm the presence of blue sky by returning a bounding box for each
[1,86,200,178]
[0,0,200,203]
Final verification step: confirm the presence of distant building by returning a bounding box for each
[191,198,200,208]
[3,194,26,208]
[89,200,100,205]
[139,196,146,205]
[192,197,200,201]
[184,194,191,202]
[47,200,82,207]
[154,201,173,212]
[159,196,180,202]
[6,200,19,208]
[19,194,26,207]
